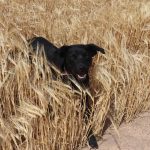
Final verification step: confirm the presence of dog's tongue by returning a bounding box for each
[77,74,87,80]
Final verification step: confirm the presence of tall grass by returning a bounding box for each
[0,0,150,149]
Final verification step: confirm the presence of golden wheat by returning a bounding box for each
[0,0,150,149]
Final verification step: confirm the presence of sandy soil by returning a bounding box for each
[82,111,150,150]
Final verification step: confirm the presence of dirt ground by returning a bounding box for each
[82,111,150,150]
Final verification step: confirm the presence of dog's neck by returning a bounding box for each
[77,75,89,88]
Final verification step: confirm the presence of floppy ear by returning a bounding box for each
[59,45,70,57]
[85,44,105,57]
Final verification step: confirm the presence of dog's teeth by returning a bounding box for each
[77,74,87,79]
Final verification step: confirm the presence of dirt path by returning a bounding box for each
[82,111,150,150]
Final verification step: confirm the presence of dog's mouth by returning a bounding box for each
[77,74,87,80]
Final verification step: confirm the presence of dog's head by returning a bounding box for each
[59,44,105,81]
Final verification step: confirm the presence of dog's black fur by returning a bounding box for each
[28,36,105,149]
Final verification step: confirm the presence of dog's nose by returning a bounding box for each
[79,65,85,70]
[78,64,88,72]
[79,66,84,70]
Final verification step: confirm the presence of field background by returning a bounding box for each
[0,0,150,149]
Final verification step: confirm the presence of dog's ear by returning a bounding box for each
[85,44,105,57]
[59,45,70,57]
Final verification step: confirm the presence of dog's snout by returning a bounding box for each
[78,64,88,73]
[79,65,84,70]
[79,64,85,70]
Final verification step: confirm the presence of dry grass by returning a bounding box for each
[0,0,150,149]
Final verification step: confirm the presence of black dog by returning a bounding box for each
[28,37,105,149]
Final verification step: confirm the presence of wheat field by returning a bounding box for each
[0,0,150,149]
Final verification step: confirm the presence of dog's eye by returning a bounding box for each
[85,54,89,59]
